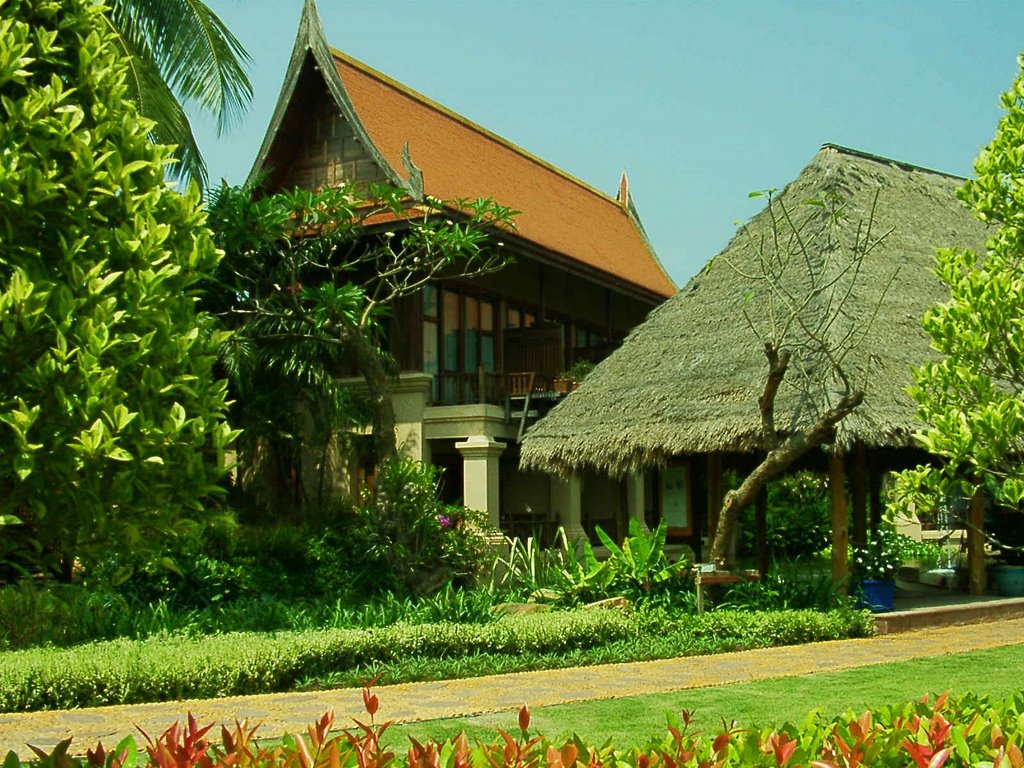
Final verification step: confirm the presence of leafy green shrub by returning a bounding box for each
[719,562,848,611]
[739,473,831,560]
[359,459,498,596]
[499,522,695,607]
[0,582,93,650]
[489,528,584,601]
[0,607,870,711]
[0,608,634,711]
[0,0,236,579]
[591,520,692,601]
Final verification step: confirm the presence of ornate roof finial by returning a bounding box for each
[618,170,630,208]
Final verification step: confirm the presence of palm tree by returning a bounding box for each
[105,0,253,190]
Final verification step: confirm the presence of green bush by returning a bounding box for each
[0,0,236,578]
[359,459,498,596]
[0,607,870,712]
[719,562,847,611]
[739,473,831,560]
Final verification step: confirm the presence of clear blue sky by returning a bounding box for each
[193,0,1024,287]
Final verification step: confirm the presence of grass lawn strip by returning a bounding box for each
[383,644,1024,749]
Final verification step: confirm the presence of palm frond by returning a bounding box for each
[111,0,252,134]
[105,0,251,187]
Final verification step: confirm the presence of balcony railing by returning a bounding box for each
[433,369,557,406]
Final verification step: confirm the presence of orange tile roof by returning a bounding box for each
[330,50,675,300]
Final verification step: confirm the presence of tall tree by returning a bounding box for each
[895,55,1024,519]
[0,0,237,579]
[105,0,252,189]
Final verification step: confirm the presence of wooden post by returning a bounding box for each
[755,484,769,577]
[851,446,868,549]
[968,487,986,596]
[706,453,723,560]
[829,451,849,587]
[868,452,883,536]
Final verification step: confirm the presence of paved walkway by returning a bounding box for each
[3,617,1023,758]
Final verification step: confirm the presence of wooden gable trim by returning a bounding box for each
[247,0,419,197]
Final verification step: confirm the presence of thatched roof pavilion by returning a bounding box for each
[521,144,992,587]
[522,144,988,474]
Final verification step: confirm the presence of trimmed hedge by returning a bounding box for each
[0,608,872,713]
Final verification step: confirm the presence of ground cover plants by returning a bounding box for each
[0,607,870,713]
[17,685,1024,768]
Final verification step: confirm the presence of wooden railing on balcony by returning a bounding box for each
[433,369,556,406]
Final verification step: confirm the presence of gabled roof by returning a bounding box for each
[520,144,991,476]
[250,0,675,302]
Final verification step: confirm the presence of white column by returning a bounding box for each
[550,473,586,545]
[455,435,505,528]
[626,471,648,532]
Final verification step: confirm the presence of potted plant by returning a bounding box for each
[850,528,901,612]
[555,359,597,393]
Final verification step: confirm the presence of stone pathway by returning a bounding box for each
[3,617,1023,758]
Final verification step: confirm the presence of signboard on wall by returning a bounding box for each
[661,463,691,536]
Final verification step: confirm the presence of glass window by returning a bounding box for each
[423,318,438,401]
[442,291,459,373]
[506,307,521,329]
[481,336,495,372]
[481,300,494,333]
[423,284,437,318]
[464,296,479,372]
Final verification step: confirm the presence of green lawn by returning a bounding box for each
[380,644,1024,748]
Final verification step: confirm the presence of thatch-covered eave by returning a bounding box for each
[521,144,990,477]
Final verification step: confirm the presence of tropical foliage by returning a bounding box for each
[0,0,236,580]
[738,472,831,561]
[357,459,498,597]
[204,182,515,516]
[896,54,1024,524]
[104,0,252,188]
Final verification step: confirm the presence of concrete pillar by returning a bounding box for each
[550,473,586,544]
[455,435,505,528]
[829,451,850,588]
[626,471,647,532]
[389,373,433,462]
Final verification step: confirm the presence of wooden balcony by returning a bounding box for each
[434,369,557,406]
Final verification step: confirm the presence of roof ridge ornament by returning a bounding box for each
[617,170,630,209]
[401,144,424,201]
